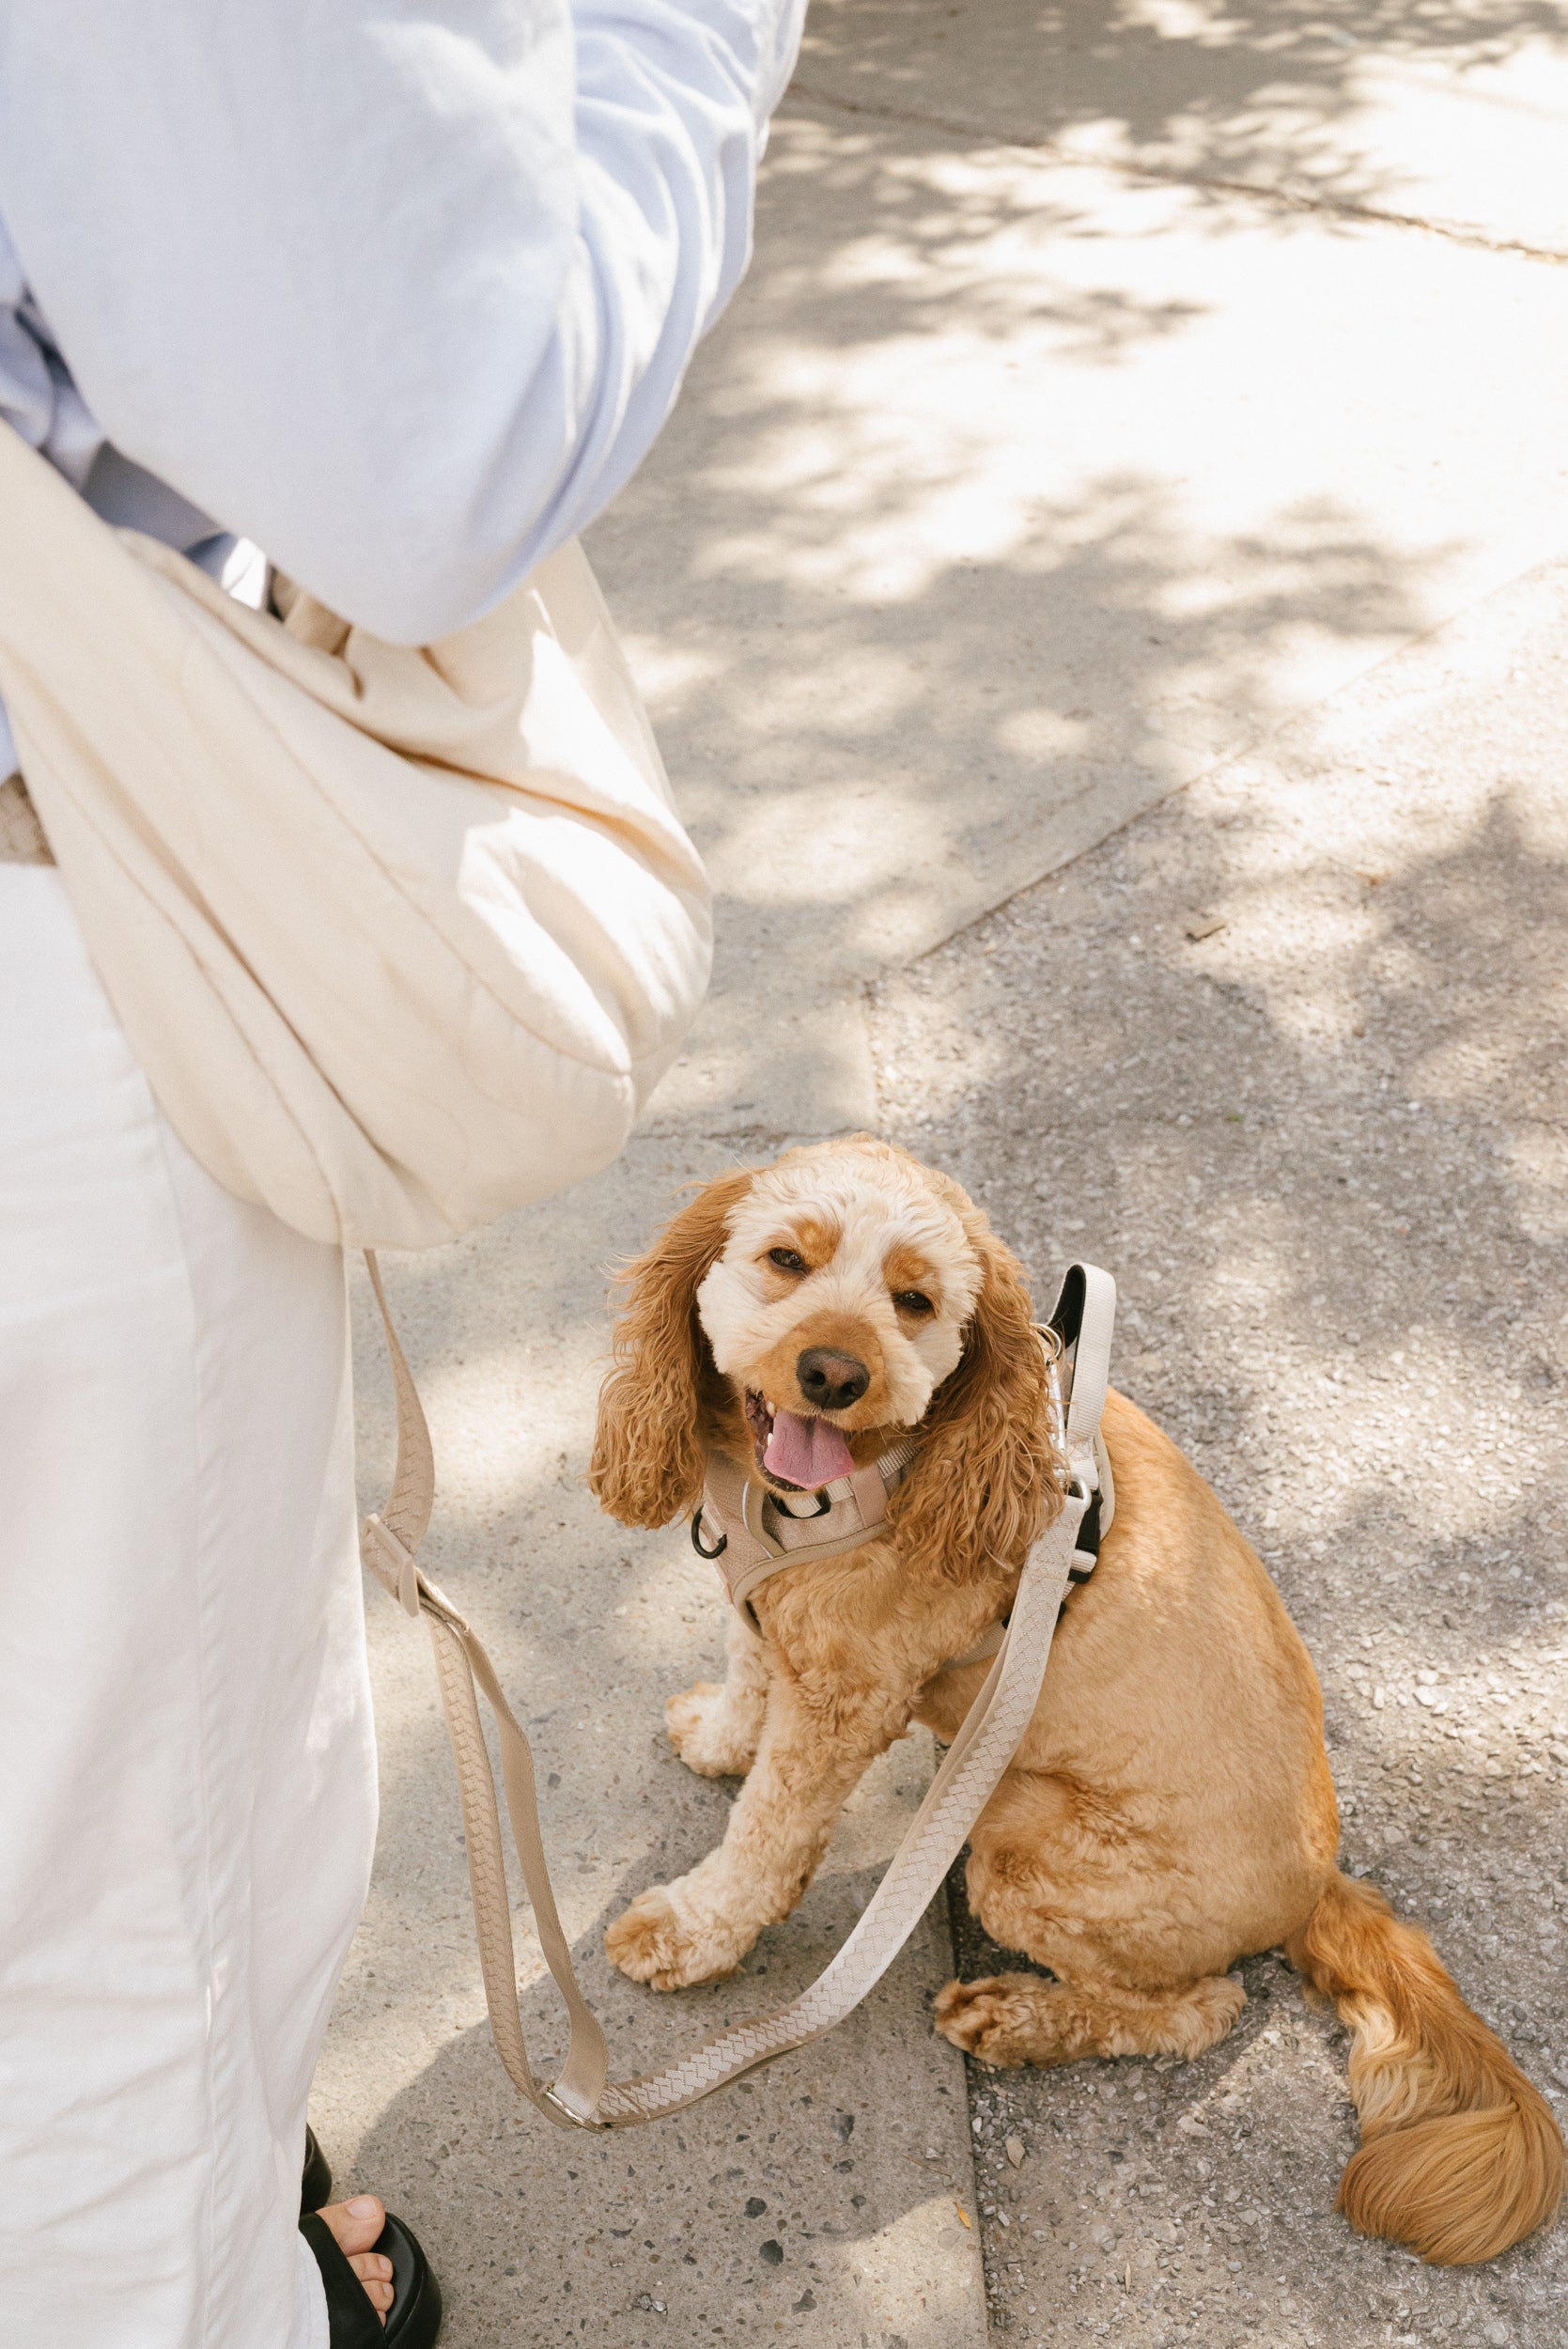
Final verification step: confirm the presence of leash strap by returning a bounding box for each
[358,1249,1110,2129]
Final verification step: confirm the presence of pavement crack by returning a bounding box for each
[787,81,1568,268]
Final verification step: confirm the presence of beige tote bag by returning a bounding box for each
[0,424,710,1248]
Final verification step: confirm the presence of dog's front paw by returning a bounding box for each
[665,1681,760,1778]
[932,1974,1039,2066]
[605,1880,751,1990]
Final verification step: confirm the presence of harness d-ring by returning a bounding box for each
[691,1511,728,1562]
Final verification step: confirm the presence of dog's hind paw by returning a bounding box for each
[933,1975,1043,2066]
[605,1881,748,1990]
[665,1682,759,1778]
[935,1968,1248,2067]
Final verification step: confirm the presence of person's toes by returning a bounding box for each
[318,2194,386,2260]
[314,2199,394,2323]
[349,2250,395,2316]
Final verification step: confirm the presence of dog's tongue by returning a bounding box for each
[764,1408,855,1489]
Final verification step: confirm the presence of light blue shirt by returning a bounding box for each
[0,0,805,775]
[0,219,256,774]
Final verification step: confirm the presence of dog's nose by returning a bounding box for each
[796,1347,870,1411]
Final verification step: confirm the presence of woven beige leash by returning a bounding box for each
[358,1250,1101,2129]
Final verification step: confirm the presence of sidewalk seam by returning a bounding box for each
[877,544,1568,982]
[788,80,1568,267]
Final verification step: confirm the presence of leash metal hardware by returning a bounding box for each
[691,1510,728,1561]
[782,1487,833,1522]
[543,2081,610,2129]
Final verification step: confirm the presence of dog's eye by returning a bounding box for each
[893,1288,934,1316]
[768,1246,807,1273]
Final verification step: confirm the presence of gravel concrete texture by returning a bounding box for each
[874,552,1568,2346]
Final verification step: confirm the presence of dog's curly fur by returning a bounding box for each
[883,1179,1057,1588]
[590,1137,1563,2266]
[589,1166,753,1531]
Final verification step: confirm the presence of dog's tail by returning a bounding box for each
[1286,1870,1562,2263]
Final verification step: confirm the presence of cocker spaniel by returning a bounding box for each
[588,1136,1561,2265]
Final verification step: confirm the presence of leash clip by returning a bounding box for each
[543,2081,610,2130]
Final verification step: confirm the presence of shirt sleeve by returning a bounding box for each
[0,0,805,643]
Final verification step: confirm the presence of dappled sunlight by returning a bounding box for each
[1505,1127,1568,1245]
[820,2196,987,2339]
[590,90,1568,1076]
[797,0,1568,244]
[652,459,1443,972]
[872,572,1568,2303]
[877,583,1568,2329]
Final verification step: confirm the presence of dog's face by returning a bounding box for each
[694,1149,982,1491]
[589,1137,1059,1585]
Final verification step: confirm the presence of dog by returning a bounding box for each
[588,1135,1563,2265]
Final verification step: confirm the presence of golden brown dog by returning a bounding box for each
[589,1136,1563,2264]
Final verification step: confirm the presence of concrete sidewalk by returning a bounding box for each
[884,556,1568,2348]
[595,0,1568,1137]
[313,2,1568,2340]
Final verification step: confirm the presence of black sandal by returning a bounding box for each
[300,2207,442,2347]
[301,2123,334,2216]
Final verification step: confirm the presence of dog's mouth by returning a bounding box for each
[743,1389,856,1492]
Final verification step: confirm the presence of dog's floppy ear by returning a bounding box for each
[889,1223,1059,1583]
[588,1166,755,1529]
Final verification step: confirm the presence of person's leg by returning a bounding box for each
[0,864,378,2347]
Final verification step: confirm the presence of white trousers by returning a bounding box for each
[0,867,378,2347]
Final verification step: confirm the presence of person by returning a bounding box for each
[0,5,805,2342]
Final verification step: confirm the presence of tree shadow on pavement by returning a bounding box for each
[873,577,1568,2342]
[797,0,1568,229]
[592,98,1467,1015]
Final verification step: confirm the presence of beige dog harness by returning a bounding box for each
[357,1255,1116,2131]
[691,1265,1116,1658]
[690,1439,921,1629]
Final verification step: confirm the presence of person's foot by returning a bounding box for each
[317,2195,395,2322]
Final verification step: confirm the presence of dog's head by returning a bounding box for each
[588,1138,1060,1583]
